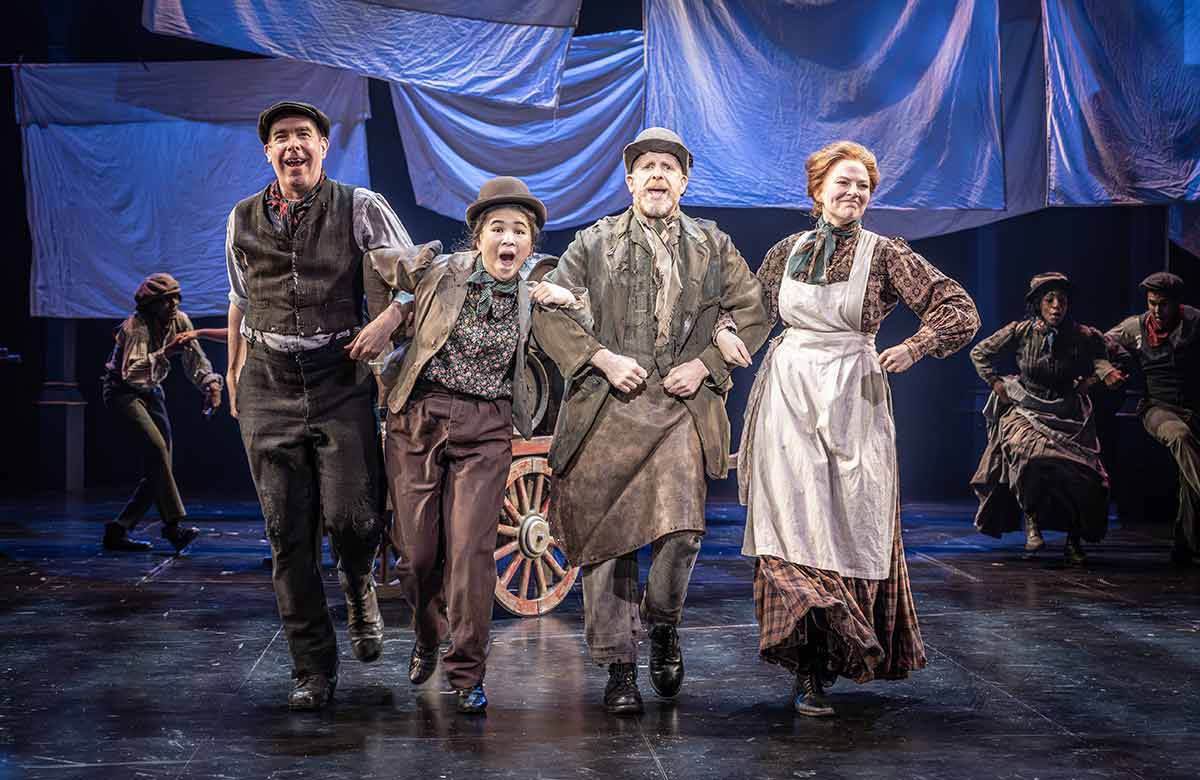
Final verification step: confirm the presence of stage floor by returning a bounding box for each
[1,497,1197,780]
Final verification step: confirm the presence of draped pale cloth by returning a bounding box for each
[740,228,898,580]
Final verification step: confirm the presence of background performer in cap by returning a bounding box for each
[100,272,220,553]
[970,272,1124,564]
[1105,272,1200,565]
[534,127,769,715]
[225,100,413,710]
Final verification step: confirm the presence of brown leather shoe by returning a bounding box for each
[288,672,337,711]
[408,643,439,684]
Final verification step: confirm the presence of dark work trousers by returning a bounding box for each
[385,386,512,690]
[581,531,703,666]
[1142,403,1200,552]
[107,388,186,528]
[237,337,385,679]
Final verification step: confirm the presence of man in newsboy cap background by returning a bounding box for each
[1105,272,1200,565]
[533,127,769,714]
[225,100,415,710]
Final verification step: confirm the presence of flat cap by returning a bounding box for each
[258,100,331,144]
[1140,271,1185,298]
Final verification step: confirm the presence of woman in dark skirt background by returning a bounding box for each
[970,272,1125,564]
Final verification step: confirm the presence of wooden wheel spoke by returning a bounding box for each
[532,474,544,515]
[494,540,519,561]
[502,498,521,525]
[496,524,519,538]
[499,554,522,587]
[534,557,549,597]
[544,551,567,579]
[515,475,530,514]
[517,559,531,599]
[540,497,551,518]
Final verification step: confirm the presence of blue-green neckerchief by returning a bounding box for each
[786,218,861,285]
[467,257,520,318]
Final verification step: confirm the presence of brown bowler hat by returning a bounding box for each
[622,127,693,175]
[1026,271,1071,303]
[465,176,547,229]
[258,100,331,144]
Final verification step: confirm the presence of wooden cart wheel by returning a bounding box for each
[494,456,579,616]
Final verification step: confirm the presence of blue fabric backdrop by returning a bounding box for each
[1044,0,1200,205]
[15,60,371,319]
[390,31,644,231]
[142,0,578,108]
[642,0,1005,211]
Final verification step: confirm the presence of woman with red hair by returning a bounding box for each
[717,141,980,716]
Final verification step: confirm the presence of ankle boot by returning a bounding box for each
[604,662,643,716]
[648,624,684,698]
[288,671,337,711]
[793,669,835,717]
[1024,516,1044,552]
[338,570,384,663]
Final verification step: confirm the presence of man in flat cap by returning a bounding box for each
[100,273,220,553]
[1105,271,1200,564]
[225,100,414,710]
[533,127,768,714]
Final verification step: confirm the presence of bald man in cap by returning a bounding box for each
[225,100,415,710]
[534,127,768,714]
[1106,272,1200,564]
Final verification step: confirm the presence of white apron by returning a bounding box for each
[741,228,897,580]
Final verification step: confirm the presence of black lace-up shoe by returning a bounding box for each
[604,662,643,716]
[648,624,684,698]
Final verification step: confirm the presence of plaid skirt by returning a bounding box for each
[753,508,926,684]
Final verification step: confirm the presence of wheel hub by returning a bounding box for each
[517,514,551,559]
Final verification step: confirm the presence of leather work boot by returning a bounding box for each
[1024,516,1044,553]
[792,670,835,717]
[604,662,643,716]
[102,521,152,552]
[455,684,488,714]
[161,521,200,553]
[338,570,385,663]
[648,624,684,698]
[1063,535,1087,566]
[408,643,439,684]
[289,672,337,711]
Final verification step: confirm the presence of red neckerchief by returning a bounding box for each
[265,173,326,238]
[1146,312,1173,348]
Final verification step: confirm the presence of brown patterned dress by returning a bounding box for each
[736,226,979,683]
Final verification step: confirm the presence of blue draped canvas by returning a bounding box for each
[15,60,371,319]
[643,0,1005,211]
[142,0,577,108]
[1044,0,1200,204]
[390,31,645,230]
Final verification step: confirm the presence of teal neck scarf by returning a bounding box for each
[787,217,860,285]
[467,257,520,317]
